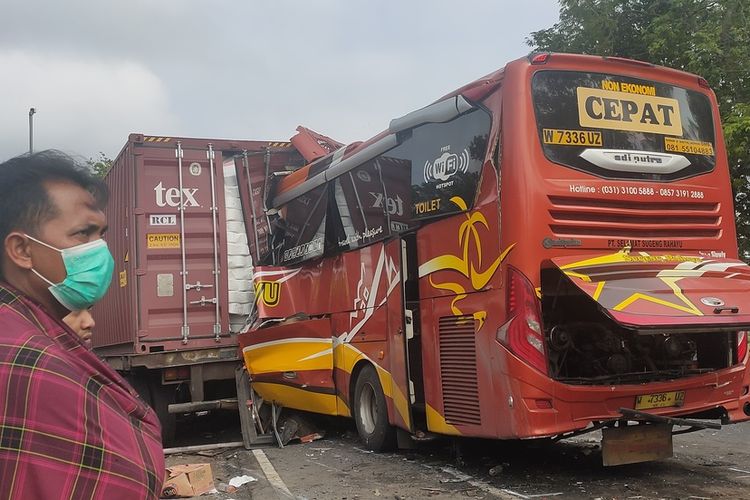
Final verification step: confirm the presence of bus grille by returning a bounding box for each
[548,196,721,239]
[438,315,481,426]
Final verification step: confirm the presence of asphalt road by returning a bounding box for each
[164,412,750,499]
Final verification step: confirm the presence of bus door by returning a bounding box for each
[400,235,425,427]
[373,236,421,433]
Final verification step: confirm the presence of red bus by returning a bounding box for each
[239,53,750,465]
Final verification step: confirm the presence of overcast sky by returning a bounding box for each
[0,1,560,162]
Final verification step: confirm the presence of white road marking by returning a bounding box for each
[252,449,293,498]
[500,490,528,499]
[729,467,750,474]
[305,458,347,474]
[439,465,518,499]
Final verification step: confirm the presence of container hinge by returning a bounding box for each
[186,281,213,292]
[190,296,217,306]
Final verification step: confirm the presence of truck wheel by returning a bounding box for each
[353,365,396,451]
[124,373,176,446]
[150,381,177,447]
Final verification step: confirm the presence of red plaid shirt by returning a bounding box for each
[0,285,164,499]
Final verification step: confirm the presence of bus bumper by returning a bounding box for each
[499,347,750,439]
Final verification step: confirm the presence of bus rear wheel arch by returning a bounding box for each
[353,364,396,451]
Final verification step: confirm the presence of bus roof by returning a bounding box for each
[273,53,712,207]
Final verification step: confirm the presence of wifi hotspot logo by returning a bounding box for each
[423,147,469,183]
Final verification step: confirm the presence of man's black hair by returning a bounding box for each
[0,150,108,276]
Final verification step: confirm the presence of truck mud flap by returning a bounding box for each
[602,408,721,466]
[601,408,722,466]
[602,422,673,466]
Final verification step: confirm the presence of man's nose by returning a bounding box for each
[83,311,95,330]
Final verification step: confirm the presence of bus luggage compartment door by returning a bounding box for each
[239,318,338,416]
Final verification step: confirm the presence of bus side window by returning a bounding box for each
[275,184,328,265]
[381,108,492,221]
[329,160,390,252]
[376,155,415,235]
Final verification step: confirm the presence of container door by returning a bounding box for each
[136,142,229,351]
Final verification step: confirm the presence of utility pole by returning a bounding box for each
[28,107,36,154]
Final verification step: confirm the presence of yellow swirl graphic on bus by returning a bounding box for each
[418,196,515,327]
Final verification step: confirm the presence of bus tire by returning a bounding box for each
[353,364,396,451]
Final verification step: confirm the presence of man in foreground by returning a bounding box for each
[0,151,164,499]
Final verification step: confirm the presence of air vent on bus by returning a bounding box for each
[438,315,481,426]
[548,196,721,239]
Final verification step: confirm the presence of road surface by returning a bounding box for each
[164,412,750,499]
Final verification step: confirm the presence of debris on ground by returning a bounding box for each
[163,441,244,456]
[488,465,504,476]
[300,432,325,443]
[222,474,258,493]
[276,411,326,446]
[229,475,257,488]
[161,463,215,498]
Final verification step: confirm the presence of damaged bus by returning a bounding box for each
[239,53,750,465]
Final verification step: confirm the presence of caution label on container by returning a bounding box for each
[147,233,181,249]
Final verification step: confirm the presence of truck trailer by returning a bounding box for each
[93,131,336,443]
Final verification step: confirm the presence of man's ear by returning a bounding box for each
[5,233,33,270]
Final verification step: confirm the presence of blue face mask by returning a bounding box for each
[26,235,115,311]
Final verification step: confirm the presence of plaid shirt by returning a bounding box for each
[0,284,164,499]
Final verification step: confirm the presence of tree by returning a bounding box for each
[527,0,750,259]
[87,152,114,178]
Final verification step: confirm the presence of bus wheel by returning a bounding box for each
[353,365,396,451]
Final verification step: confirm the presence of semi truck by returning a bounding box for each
[93,130,340,443]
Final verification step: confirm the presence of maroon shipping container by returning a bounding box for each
[93,133,303,443]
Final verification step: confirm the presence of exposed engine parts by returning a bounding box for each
[541,268,734,384]
[546,321,705,380]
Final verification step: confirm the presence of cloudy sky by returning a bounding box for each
[0,1,560,162]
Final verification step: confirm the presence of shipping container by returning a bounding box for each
[94,133,304,443]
